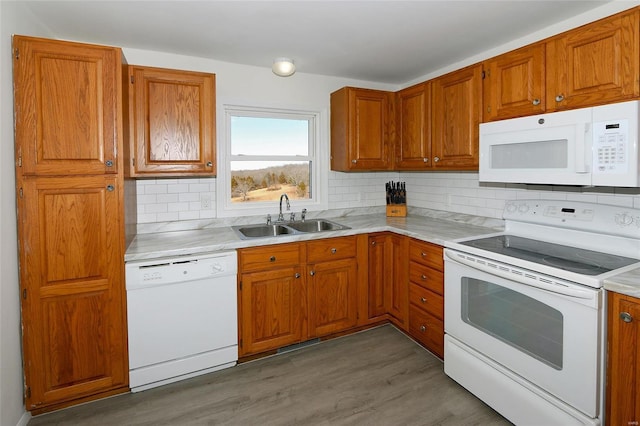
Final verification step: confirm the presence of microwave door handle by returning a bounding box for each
[575,122,590,173]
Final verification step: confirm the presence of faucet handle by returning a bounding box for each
[290,212,295,221]
[266,214,271,225]
[301,208,307,221]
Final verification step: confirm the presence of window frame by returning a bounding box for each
[217,104,327,218]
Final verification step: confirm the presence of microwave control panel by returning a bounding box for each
[593,118,629,174]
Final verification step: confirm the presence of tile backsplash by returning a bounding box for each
[135,172,640,226]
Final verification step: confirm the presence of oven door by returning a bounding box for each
[444,249,603,418]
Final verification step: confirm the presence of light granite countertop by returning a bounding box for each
[125,208,640,299]
[125,210,502,262]
[605,267,640,298]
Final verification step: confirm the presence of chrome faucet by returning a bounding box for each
[278,193,290,222]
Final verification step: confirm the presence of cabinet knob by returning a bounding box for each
[421,274,427,280]
[331,248,337,254]
[106,185,115,192]
[351,159,357,164]
[433,156,440,163]
[295,273,301,279]
[555,94,565,102]
[206,161,213,167]
[532,98,541,106]
[105,160,114,167]
[420,325,427,332]
[420,297,427,303]
[421,252,426,258]
[310,270,315,276]
[371,241,376,246]
[270,256,276,262]
[620,312,634,323]
[423,157,429,163]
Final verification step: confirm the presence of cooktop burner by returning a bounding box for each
[460,235,639,276]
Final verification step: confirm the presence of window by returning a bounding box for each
[218,105,326,217]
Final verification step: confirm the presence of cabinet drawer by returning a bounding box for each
[409,239,443,271]
[307,236,357,263]
[409,306,444,358]
[409,283,443,320]
[409,261,443,295]
[238,243,301,272]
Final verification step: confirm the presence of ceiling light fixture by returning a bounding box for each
[272,57,296,77]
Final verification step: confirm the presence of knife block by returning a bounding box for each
[386,204,407,217]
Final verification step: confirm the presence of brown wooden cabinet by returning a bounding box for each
[407,238,444,358]
[367,233,408,328]
[238,236,359,357]
[431,64,482,170]
[127,65,216,176]
[331,87,394,171]
[307,237,358,337]
[606,291,640,425]
[395,83,431,170]
[13,35,129,413]
[546,8,639,112]
[483,43,546,121]
[13,36,120,176]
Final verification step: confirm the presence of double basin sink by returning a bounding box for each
[232,218,350,240]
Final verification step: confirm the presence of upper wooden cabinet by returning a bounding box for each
[546,8,639,111]
[13,36,122,176]
[127,66,216,177]
[395,82,431,170]
[483,44,546,121]
[331,87,394,171]
[431,64,482,170]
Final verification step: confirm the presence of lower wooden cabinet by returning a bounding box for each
[238,237,359,357]
[607,291,640,424]
[407,238,444,358]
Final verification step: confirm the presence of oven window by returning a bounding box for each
[462,277,563,370]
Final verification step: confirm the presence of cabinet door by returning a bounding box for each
[483,43,546,121]
[13,36,121,175]
[128,66,216,176]
[367,234,388,319]
[331,87,392,171]
[308,258,358,337]
[607,292,640,424]
[546,9,639,111]
[18,176,127,411]
[239,267,304,356]
[431,64,482,170]
[396,83,431,169]
[386,234,408,327]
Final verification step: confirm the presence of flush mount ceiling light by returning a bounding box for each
[272,57,296,77]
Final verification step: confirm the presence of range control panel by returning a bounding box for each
[503,200,640,237]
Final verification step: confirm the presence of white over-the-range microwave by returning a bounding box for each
[479,100,640,186]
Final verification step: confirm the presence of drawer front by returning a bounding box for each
[408,283,443,320]
[409,239,443,271]
[307,236,357,263]
[239,243,301,272]
[409,306,444,358]
[409,262,443,295]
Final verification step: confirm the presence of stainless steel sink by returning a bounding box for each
[287,219,349,233]
[232,219,350,239]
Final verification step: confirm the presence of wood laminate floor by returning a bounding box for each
[29,325,511,426]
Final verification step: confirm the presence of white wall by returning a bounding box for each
[0,3,53,426]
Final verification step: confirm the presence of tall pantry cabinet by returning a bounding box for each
[12,35,132,413]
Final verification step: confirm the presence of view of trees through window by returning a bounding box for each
[231,162,311,203]
[229,112,314,204]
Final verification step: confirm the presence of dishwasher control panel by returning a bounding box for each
[126,251,237,290]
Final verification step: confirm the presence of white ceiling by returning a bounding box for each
[20,0,617,84]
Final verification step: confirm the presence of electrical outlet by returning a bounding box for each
[201,194,211,209]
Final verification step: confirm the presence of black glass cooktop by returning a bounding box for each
[460,235,639,276]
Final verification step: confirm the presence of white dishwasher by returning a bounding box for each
[126,251,238,392]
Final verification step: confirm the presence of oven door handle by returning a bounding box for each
[445,250,595,300]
